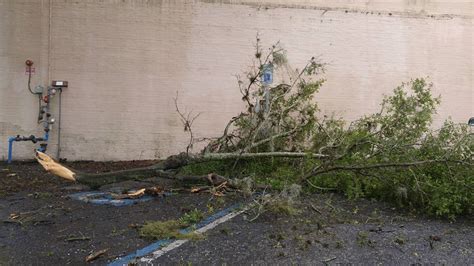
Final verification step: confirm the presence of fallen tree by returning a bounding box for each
[36,151,325,188]
[37,39,473,218]
[37,40,328,188]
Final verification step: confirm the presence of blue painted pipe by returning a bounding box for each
[7,136,15,164]
[37,132,49,152]
[7,131,49,163]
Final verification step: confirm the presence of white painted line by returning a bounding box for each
[140,240,188,263]
[139,208,246,264]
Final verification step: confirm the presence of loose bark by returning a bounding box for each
[36,151,76,181]
[85,249,108,262]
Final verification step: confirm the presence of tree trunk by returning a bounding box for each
[37,151,325,188]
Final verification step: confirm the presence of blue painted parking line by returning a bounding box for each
[108,203,243,266]
[69,191,154,207]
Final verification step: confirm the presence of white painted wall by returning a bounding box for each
[0,0,472,161]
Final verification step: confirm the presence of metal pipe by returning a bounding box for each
[38,132,49,152]
[7,131,49,163]
[56,88,62,159]
[47,0,52,83]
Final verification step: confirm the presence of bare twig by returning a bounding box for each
[322,257,337,263]
[66,232,91,242]
[85,249,108,262]
[174,91,201,154]
[304,159,466,180]
[306,179,337,191]
[310,203,322,214]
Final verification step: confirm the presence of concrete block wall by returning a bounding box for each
[0,0,472,161]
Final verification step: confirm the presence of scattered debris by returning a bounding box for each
[66,234,91,242]
[369,227,395,233]
[324,198,336,212]
[2,219,23,225]
[429,235,441,250]
[85,248,108,262]
[127,188,146,198]
[190,179,231,197]
[394,236,406,245]
[128,223,140,228]
[211,181,228,197]
[4,207,56,226]
[247,184,302,221]
[191,186,209,193]
[32,192,53,199]
[32,219,55,226]
[322,256,337,263]
[144,186,165,196]
[112,188,146,199]
[357,231,376,247]
[111,186,166,200]
[310,203,322,214]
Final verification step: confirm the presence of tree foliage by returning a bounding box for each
[204,40,325,154]
[308,80,472,218]
[192,39,473,218]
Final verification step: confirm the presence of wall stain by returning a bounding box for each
[198,0,470,20]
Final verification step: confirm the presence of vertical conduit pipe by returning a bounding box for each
[56,88,62,159]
